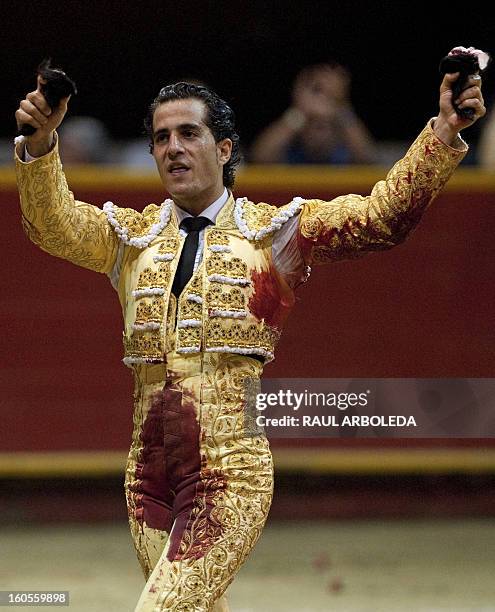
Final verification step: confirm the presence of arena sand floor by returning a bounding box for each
[1,519,495,611]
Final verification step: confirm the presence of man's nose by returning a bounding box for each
[167,133,184,157]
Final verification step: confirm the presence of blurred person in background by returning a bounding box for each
[58,116,112,164]
[251,62,375,164]
[14,60,485,611]
[477,105,495,168]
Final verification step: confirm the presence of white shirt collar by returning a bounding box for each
[173,187,229,226]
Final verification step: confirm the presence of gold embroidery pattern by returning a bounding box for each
[181,299,202,320]
[206,284,246,311]
[187,275,203,296]
[15,143,117,273]
[178,327,201,349]
[298,122,467,265]
[206,230,229,246]
[112,203,162,241]
[157,237,179,255]
[239,201,279,232]
[130,353,273,611]
[206,254,247,279]
[124,334,163,362]
[205,321,280,355]
[176,270,204,352]
[135,298,165,327]
[135,264,171,290]
[125,372,147,576]
[129,259,171,360]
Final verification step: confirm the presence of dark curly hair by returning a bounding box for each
[144,82,241,189]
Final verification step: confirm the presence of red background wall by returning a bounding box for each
[2,166,495,453]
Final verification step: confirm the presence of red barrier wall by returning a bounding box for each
[2,166,495,453]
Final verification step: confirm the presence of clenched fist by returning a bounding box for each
[15,75,71,157]
[433,72,486,146]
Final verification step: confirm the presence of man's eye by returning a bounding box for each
[184,131,195,138]
[155,133,168,143]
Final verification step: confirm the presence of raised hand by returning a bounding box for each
[434,72,486,146]
[15,75,71,157]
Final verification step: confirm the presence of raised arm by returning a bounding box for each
[296,72,486,266]
[14,76,118,273]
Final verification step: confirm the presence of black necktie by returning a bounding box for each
[172,216,211,298]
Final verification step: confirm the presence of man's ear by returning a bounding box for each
[217,138,232,165]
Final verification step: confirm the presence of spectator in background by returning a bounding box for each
[119,136,157,169]
[251,63,375,164]
[58,116,112,164]
[477,106,495,168]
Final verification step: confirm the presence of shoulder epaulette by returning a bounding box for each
[233,197,305,241]
[103,200,172,248]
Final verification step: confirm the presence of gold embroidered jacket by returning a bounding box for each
[15,121,467,365]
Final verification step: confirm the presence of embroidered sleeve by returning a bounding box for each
[15,136,118,274]
[297,120,468,266]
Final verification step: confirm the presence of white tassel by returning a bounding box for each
[176,345,201,353]
[131,288,165,298]
[153,253,175,263]
[208,245,232,253]
[178,319,202,328]
[123,356,163,367]
[205,346,272,362]
[207,273,250,286]
[132,322,161,331]
[186,294,203,304]
[209,309,247,319]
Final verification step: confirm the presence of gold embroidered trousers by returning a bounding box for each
[125,350,273,611]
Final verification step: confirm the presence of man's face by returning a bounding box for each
[151,98,232,211]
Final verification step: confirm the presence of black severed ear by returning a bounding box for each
[439,47,490,120]
[18,58,77,137]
